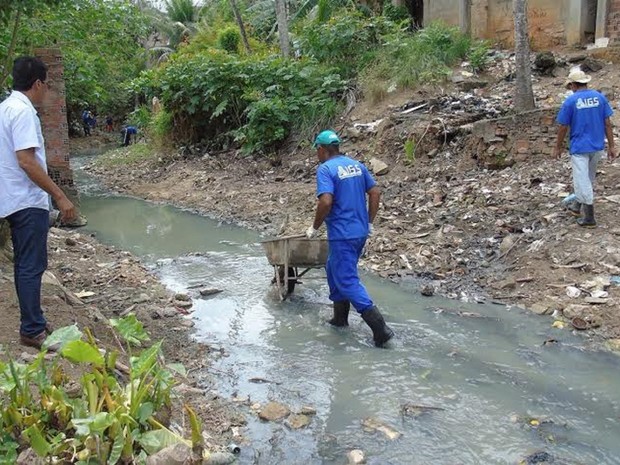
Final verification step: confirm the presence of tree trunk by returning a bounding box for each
[0,10,22,89]
[407,0,423,30]
[513,0,535,111]
[229,0,251,54]
[275,0,291,58]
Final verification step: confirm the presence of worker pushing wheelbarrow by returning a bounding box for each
[263,130,394,348]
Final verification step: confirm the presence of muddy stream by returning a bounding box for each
[73,153,620,465]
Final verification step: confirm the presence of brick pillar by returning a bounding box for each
[34,48,85,226]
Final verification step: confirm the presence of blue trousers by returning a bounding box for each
[326,238,374,313]
[7,208,49,336]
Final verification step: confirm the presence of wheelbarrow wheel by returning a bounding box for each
[277,266,297,295]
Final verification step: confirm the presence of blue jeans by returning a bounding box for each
[326,238,374,313]
[6,208,49,336]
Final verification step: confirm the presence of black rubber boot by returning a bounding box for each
[361,306,394,347]
[329,301,350,327]
[577,204,596,228]
[566,201,582,217]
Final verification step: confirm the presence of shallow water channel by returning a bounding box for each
[73,154,620,465]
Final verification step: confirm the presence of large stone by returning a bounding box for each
[285,414,311,429]
[529,302,552,315]
[146,443,191,465]
[347,449,366,464]
[581,57,604,73]
[369,158,389,176]
[563,304,589,319]
[17,448,46,465]
[258,401,290,422]
[199,288,223,297]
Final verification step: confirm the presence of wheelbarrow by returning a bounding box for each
[261,234,329,300]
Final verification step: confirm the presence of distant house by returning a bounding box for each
[412,0,617,48]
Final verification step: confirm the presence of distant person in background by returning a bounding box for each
[81,109,91,136]
[105,116,113,132]
[121,125,137,146]
[88,112,96,132]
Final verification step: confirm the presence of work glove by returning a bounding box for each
[306,225,318,239]
[368,223,374,237]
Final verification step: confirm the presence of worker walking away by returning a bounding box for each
[306,130,394,347]
[554,68,616,227]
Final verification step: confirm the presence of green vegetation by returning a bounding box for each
[0,316,204,463]
[96,144,156,168]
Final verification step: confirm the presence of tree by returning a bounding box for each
[513,0,534,111]
[229,0,252,54]
[275,0,291,57]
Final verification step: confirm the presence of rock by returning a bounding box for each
[285,414,311,429]
[179,319,195,328]
[347,449,366,464]
[258,401,290,422]
[562,304,589,319]
[584,297,608,305]
[146,443,191,465]
[495,279,517,291]
[606,339,620,352]
[300,406,317,415]
[458,79,489,91]
[581,56,604,73]
[361,417,401,440]
[16,449,45,465]
[529,302,552,315]
[534,51,556,75]
[134,293,151,304]
[369,158,390,176]
[499,235,516,254]
[204,452,237,465]
[199,288,223,297]
[160,307,179,318]
[420,284,434,296]
[451,73,465,84]
[174,300,193,309]
[65,237,77,246]
[522,450,553,465]
[174,293,190,301]
[565,286,582,298]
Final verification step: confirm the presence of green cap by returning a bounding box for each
[313,130,341,148]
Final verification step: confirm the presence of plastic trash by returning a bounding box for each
[561,193,577,205]
[227,443,241,454]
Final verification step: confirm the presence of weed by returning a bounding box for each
[404,138,416,163]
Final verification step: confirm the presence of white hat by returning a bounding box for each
[565,68,592,85]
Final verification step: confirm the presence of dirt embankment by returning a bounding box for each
[84,49,620,349]
[0,227,245,452]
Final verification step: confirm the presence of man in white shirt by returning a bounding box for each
[0,56,76,349]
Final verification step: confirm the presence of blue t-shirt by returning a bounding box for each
[316,154,376,240]
[557,89,613,154]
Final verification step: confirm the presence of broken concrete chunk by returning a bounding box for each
[258,401,290,422]
[369,158,389,176]
[529,302,553,315]
[174,293,191,301]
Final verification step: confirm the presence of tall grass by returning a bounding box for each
[360,22,487,102]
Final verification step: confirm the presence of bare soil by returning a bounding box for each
[83,48,620,350]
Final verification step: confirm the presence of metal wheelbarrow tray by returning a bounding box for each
[261,235,328,300]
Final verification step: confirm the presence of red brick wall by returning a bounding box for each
[34,48,80,212]
[608,0,620,41]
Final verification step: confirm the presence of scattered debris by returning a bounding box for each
[258,402,290,422]
[361,418,401,440]
[285,414,311,429]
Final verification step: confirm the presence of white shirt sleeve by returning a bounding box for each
[11,107,41,152]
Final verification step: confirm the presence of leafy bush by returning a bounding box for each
[360,21,476,101]
[218,27,241,53]
[295,10,396,77]
[134,52,346,153]
[0,318,204,463]
[467,40,491,72]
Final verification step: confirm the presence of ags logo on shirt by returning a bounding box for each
[576,97,600,110]
[338,164,362,179]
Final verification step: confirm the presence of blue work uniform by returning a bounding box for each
[316,154,376,313]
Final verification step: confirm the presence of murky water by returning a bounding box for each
[73,154,620,465]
